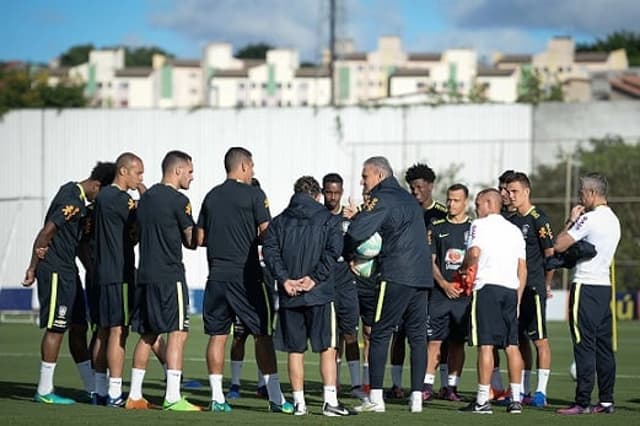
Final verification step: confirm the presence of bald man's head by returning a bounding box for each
[475,188,502,218]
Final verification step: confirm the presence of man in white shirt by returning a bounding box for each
[554,173,621,415]
[458,189,527,415]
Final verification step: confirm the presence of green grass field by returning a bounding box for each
[1,318,638,425]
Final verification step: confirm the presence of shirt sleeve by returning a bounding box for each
[253,188,271,225]
[49,194,84,228]
[567,212,592,243]
[534,211,554,251]
[467,219,484,249]
[345,194,387,252]
[196,195,208,229]
[176,195,196,230]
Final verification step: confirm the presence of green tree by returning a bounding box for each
[59,44,94,67]
[125,47,174,67]
[576,31,640,66]
[236,43,273,59]
[530,136,640,290]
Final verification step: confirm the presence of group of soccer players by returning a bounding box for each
[24,147,560,416]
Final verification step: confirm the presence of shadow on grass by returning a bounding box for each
[0,381,88,403]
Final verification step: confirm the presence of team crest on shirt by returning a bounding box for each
[185,202,192,216]
[58,305,67,318]
[62,205,80,221]
[521,224,530,238]
[264,198,270,209]
[128,198,135,210]
[364,197,379,212]
[538,224,553,239]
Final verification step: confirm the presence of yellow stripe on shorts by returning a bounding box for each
[374,281,387,323]
[47,272,59,329]
[535,293,543,339]
[122,282,129,326]
[470,290,478,346]
[261,282,272,336]
[572,283,582,344]
[177,281,184,330]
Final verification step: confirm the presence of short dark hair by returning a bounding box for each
[498,169,515,185]
[405,163,435,184]
[161,150,192,175]
[89,161,116,187]
[115,152,141,170]
[294,176,321,197]
[322,173,343,188]
[224,147,252,173]
[505,171,531,189]
[448,183,469,198]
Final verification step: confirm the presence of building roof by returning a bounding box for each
[408,53,441,61]
[574,52,609,63]
[47,67,70,77]
[476,67,515,77]
[212,69,248,78]
[610,74,640,98]
[115,67,153,77]
[241,59,265,69]
[339,52,367,61]
[390,68,430,77]
[496,54,531,64]
[170,59,201,67]
[295,67,330,78]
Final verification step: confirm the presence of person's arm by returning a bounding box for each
[178,198,197,250]
[517,257,527,309]
[345,196,387,253]
[554,204,585,252]
[23,221,57,286]
[432,254,461,299]
[257,221,269,242]
[262,220,301,295]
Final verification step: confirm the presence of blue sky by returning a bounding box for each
[3,0,639,64]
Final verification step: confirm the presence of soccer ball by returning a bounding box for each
[569,361,577,381]
[355,232,382,259]
[352,257,376,278]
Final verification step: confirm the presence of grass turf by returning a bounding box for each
[1,318,639,425]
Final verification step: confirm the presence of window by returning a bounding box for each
[276,83,282,89]
[251,83,256,89]
[287,83,292,89]
[261,100,267,106]
[261,83,267,89]
[119,82,129,89]
[236,101,244,107]
[190,88,197,94]
[238,83,245,89]
[301,100,308,106]
[416,82,425,89]
[97,82,103,88]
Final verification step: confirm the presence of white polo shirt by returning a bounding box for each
[568,205,621,285]
[467,214,526,291]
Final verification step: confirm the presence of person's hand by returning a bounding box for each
[442,281,461,299]
[22,268,36,287]
[136,182,147,195]
[343,197,358,220]
[299,276,316,292]
[546,285,553,299]
[35,246,48,260]
[570,204,585,222]
[283,279,301,296]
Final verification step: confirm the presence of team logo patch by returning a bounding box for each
[538,224,553,239]
[364,197,379,212]
[185,202,192,216]
[62,205,80,221]
[128,198,135,210]
[521,224,530,238]
[575,215,588,230]
[58,305,67,318]
[264,198,270,209]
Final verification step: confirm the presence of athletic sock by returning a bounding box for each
[370,388,384,405]
[37,362,56,395]
[490,367,504,391]
[521,370,531,395]
[536,369,550,394]
[439,363,448,388]
[362,363,370,386]
[423,373,435,385]
[257,369,265,387]
[476,384,490,405]
[348,360,361,388]
[209,374,225,403]
[108,377,122,399]
[323,385,338,406]
[336,359,342,387]
[447,374,460,388]
[165,369,182,404]
[129,368,146,400]
[511,383,522,402]
[292,390,306,408]
[230,361,243,386]
[95,372,108,397]
[263,373,285,404]
[391,365,403,388]
[75,360,95,393]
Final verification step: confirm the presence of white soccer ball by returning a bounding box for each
[569,361,577,381]
[356,232,382,259]
[352,257,376,278]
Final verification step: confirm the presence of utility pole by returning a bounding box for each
[329,0,336,106]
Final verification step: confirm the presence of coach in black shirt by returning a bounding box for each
[346,156,432,413]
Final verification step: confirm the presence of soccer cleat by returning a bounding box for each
[490,387,511,405]
[409,392,423,413]
[591,403,615,414]
[556,404,591,415]
[125,397,156,410]
[444,386,464,402]
[530,391,547,408]
[506,401,523,414]
[92,393,108,406]
[227,384,241,400]
[437,386,449,399]
[256,385,268,399]
[163,397,201,411]
[354,400,383,412]
[269,400,295,414]
[322,402,354,416]
[107,394,126,408]
[385,385,405,400]
[521,393,532,405]
[34,392,75,405]
[458,401,493,414]
[350,386,370,401]
[294,403,308,416]
[78,391,95,404]
[208,400,232,412]
[422,383,434,401]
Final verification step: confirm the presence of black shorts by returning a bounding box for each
[232,316,250,338]
[335,270,360,335]
[36,264,86,331]
[203,280,273,336]
[518,286,547,341]
[97,282,135,328]
[356,274,377,327]
[132,280,190,334]
[469,284,518,347]
[428,295,470,342]
[275,303,338,353]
